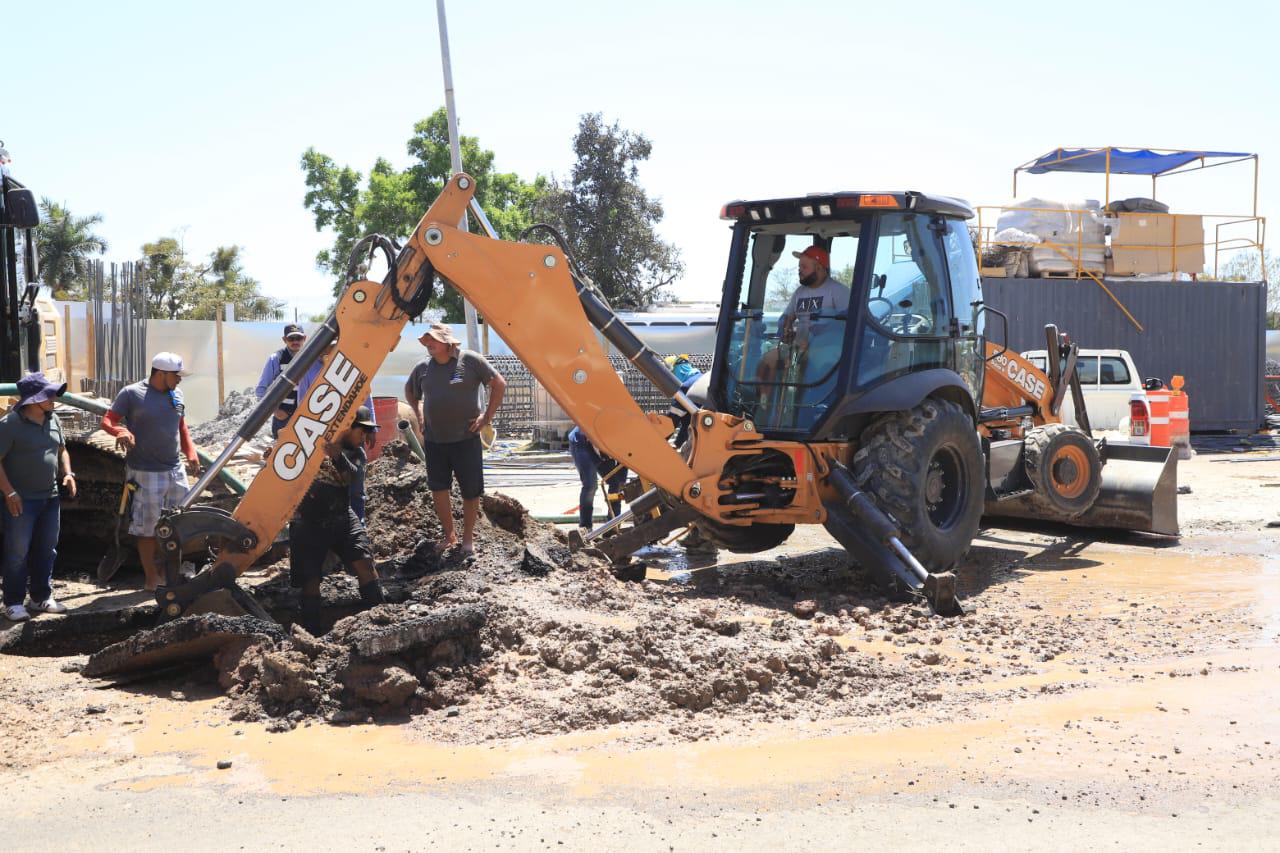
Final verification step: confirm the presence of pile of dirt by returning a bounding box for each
[87,442,1082,740]
[190,389,271,448]
[361,441,554,577]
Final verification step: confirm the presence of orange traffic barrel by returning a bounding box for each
[1168,375,1191,459]
[1146,387,1171,447]
[369,396,400,459]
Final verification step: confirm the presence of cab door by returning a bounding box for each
[942,219,984,405]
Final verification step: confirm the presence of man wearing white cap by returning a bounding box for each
[100,352,200,590]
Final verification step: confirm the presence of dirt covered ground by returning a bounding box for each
[2,445,1278,849]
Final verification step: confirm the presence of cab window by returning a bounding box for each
[856,213,952,387]
[1099,356,1131,385]
[721,226,860,432]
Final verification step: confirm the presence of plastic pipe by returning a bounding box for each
[397,419,427,464]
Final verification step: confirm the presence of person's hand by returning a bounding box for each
[61,474,77,499]
[467,413,490,434]
[274,408,289,422]
[4,492,21,517]
[779,315,796,345]
[115,429,136,452]
[185,457,201,476]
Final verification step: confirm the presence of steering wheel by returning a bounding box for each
[867,296,893,323]
[898,312,933,335]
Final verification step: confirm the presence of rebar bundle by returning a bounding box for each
[87,260,148,398]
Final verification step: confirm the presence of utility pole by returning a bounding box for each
[436,0,480,351]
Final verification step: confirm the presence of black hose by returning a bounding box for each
[347,233,434,319]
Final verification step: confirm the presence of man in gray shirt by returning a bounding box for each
[0,373,76,621]
[102,352,201,590]
[404,324,506,558]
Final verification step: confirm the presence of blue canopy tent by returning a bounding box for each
[1013,147,1259,215]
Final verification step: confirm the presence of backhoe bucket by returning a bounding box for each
[1074,443,1179,536]
[987,443,1179,536]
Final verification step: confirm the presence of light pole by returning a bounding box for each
[435,0,480,352]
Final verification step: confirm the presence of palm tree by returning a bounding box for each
[35,199,108,298]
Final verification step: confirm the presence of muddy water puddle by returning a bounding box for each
[72,639,1279,802]
[1006,546,1279,629]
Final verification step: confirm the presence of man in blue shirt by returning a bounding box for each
[256,323,308,437]
[101,352,200,591]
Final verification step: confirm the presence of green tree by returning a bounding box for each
[139,238,283,320]
[140,237,197,319]
[34,199,108,298]
[1216,249,1279,328]
[187,245,284,321]
[302,108,548,321]
[532,113,683,309]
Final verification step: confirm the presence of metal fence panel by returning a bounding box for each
[982,277,1267,432]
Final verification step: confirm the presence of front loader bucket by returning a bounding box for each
[1074,443,1179,536]
[985,443,1178,536]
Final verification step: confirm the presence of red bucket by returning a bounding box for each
[370,396,400,459]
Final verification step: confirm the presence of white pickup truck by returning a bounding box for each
[1020,348,1143,430]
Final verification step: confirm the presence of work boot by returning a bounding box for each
[298,595,325,636]
[358,580,385,610]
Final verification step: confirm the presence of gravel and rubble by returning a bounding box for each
[189,388,271,448]
[80,440,1253,743]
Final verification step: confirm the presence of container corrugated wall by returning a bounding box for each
[982,278,1267,432]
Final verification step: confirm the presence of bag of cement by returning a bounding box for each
[993,227,1042,245]
[1106,197,1169,215]
[997,198,1074,241]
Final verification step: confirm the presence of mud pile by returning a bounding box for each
[361,441,562,577]
[190,389,270,448]
[89,443,1055,738]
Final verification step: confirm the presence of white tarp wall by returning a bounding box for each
[56,303,717,425]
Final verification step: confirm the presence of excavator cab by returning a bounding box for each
[712,193,986,440]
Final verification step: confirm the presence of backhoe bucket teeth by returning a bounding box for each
[986,443,1179,536]
[923,572,964,617]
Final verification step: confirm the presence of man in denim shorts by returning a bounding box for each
[101,352,200,590]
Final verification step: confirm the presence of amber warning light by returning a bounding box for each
[858,194,899,208]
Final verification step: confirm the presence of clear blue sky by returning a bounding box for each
[7,0,1277,317]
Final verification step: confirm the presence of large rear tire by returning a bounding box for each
[1022,423,1102,518]
[852,398,984,572]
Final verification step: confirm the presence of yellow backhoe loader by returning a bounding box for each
[148,178,1177,623]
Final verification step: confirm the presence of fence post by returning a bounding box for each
[63,304,73,392]
[215,305,226,406]
[85,303,96,386]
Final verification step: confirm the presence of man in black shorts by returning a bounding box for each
[404,324,506,559]
[289,407,384,635]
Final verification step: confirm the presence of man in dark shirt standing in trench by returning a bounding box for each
[404,324,506,559]
[289,407,384,635]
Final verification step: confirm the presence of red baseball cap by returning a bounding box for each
[791,245,830,268]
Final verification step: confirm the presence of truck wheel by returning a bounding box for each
[1023,423,1102,517]
[693,520,794,554]
[853,398,984,572]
